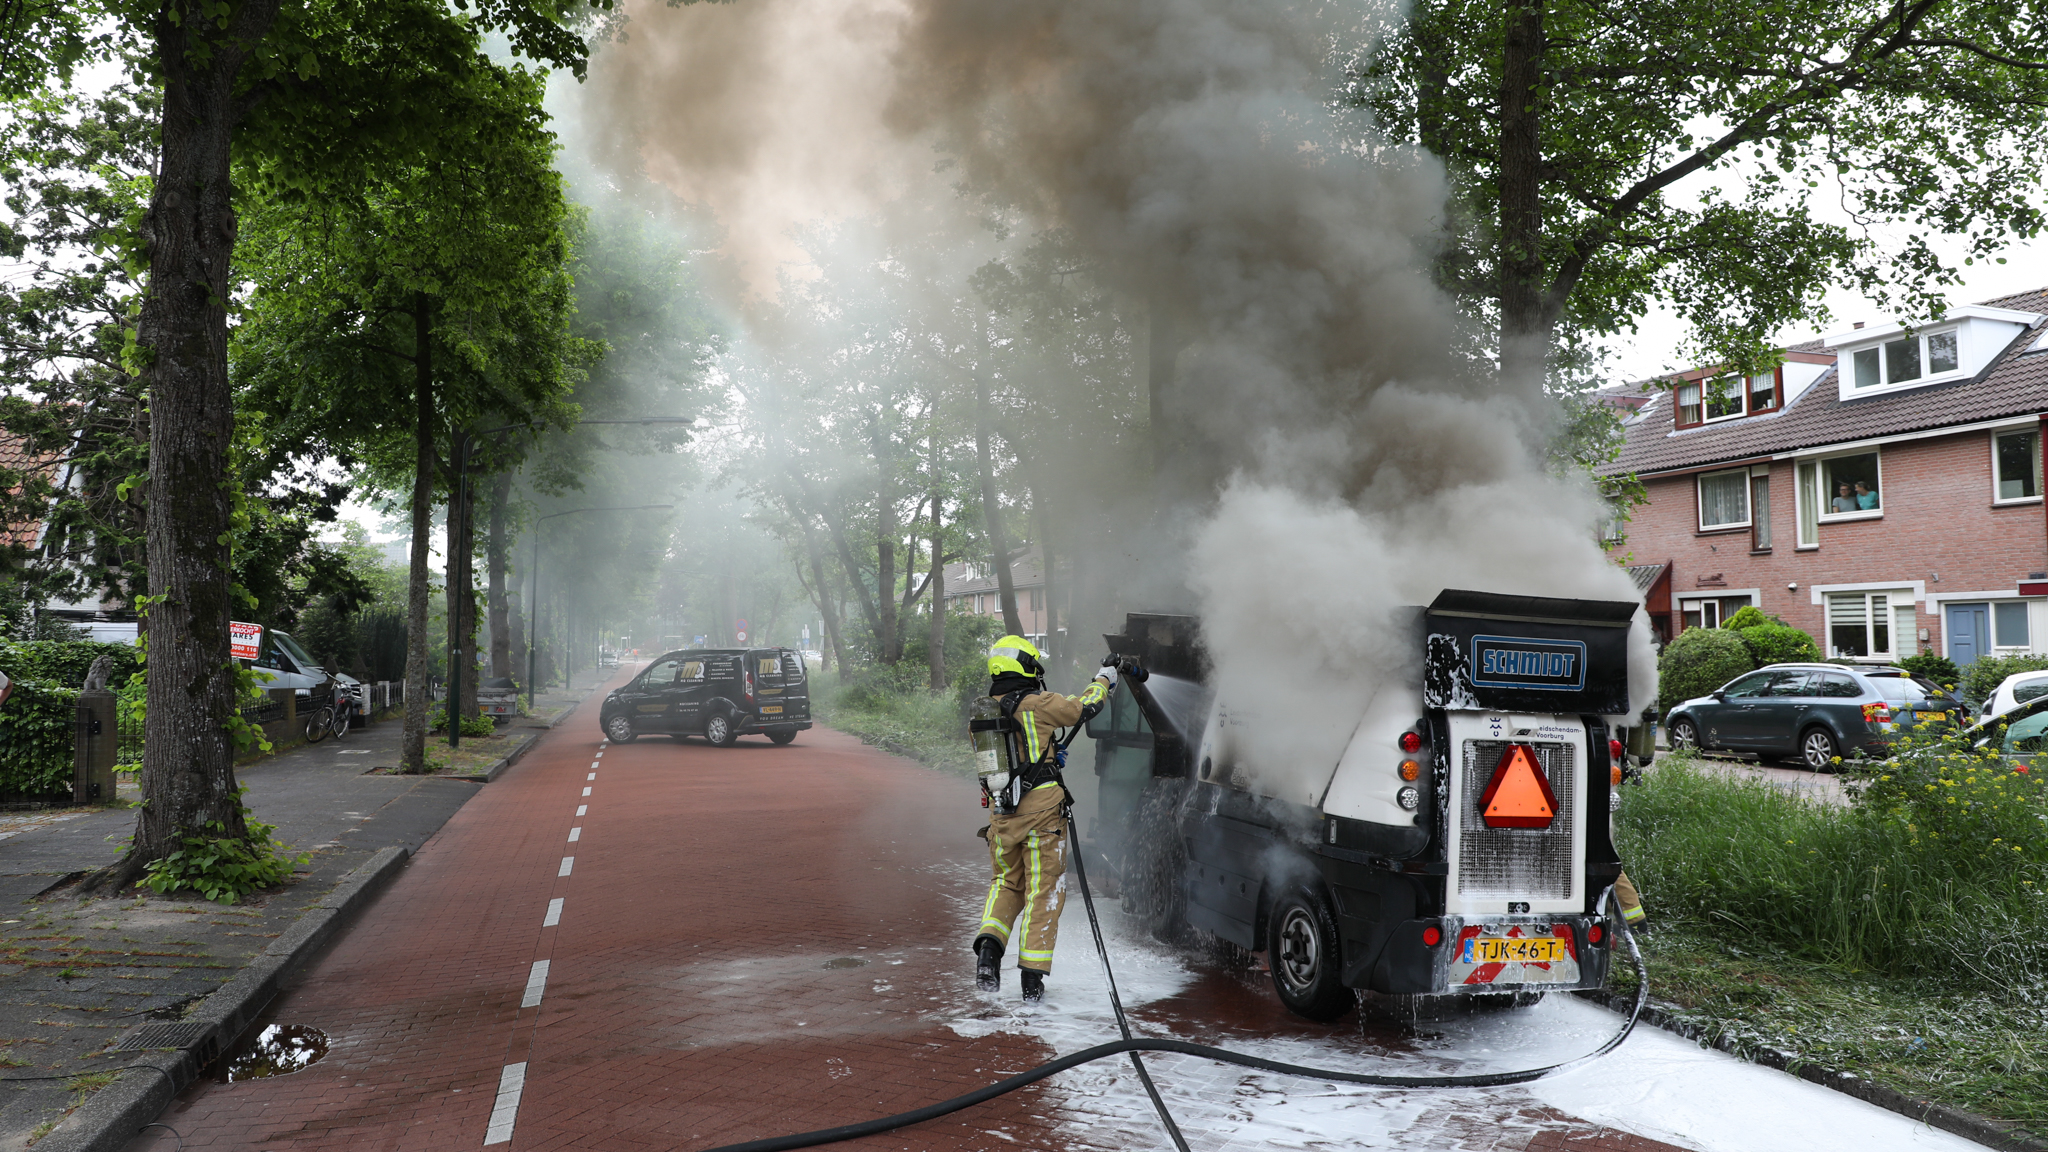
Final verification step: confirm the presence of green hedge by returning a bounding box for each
[0,640,142,690]
[1657,627,1754,711]
[1734,623,1821,666]
[0,679,79,795]
[1959,653,2048,710]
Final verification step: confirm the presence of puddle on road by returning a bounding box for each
[822,957,869,969]
[211,1024,329,1082]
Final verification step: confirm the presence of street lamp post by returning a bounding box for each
[446,416,691,750]
[527,504,677,713]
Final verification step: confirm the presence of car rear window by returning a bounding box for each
[782,652,806,682]
[1871,676,1949,704]
[2016,681,2048,706]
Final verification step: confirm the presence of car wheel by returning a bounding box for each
[1267,884,1354,1022]
[1122,779,1190,945]
[604,714,637,744]
[768,727,797,745]
[1800,726,1840,772]
[705,711,738,747]
[1667,717,1699,751]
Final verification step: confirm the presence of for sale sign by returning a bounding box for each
[0,668,11,710]
[230,621,263,661]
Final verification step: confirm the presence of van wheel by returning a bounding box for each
[768,727,797,745]
[1800,726,1840,772]
[1267,884,1353,1022]
[604,714,637,744]
[705,711,738,747]
[1123,780,1189,945]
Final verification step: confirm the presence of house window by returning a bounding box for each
[1029,587,1043,612]
[1996,602,2030,648]
[1827,591,1895,658]
[1697,468,1750,530]
[1674,369,1783,428]
[1751,473,1771,551]
[1820,452,1881,518]
[1675,382,1702,426]
[1704,378,1743,421]
[1994,429,2040,502]
[1795,461,1819,547]
[1680,595,1753,631]
[1848,327,1961,391]
[1749,371,1777,411]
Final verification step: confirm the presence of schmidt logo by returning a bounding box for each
[1471,635,1587,691]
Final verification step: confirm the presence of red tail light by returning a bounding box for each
[1861,701,1892,723]
[1399,730,1423,753]
[1421,925,1441,947]
[1609,738,1624,761]
[1588,923,1605,945]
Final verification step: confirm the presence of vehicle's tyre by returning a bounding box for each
[604,713,638,744]
[1667,716,1699,751]
[1122,779,1190,945]
[1800,725,1840,772]
[705,711,739,747]
[303,706,332,745]
[768,727,798,745]
[1266,884,1354,1022]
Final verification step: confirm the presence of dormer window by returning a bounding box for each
[1849,327,1959,390]
[1827,305,2044,401]
[1673,368,1783,429]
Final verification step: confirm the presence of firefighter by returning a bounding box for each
[973,636,1114,1002]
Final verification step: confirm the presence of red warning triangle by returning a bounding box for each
[1480,744,1559,829]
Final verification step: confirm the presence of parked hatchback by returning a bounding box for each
[1977,669,2048,721]
[1962,694,2048,771]
[599,647,812,747]
[1665,662,1963,771]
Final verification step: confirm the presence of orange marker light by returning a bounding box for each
[1479,743,1560,829]
[1610,764,1623,786]
[1399,759,1422,781]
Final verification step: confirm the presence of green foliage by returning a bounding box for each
[1899,652,1963,691]
[1960,654,2048,710]
[140,815,308,905]
[0,640,142,690]
[1657,626,1753,711]
[817,668,977,776]
[1721,606,1774,631]
[0,679,79,795]
[427,707,495,737]
[1733,623,1820,668]
[1618,747,2048,995]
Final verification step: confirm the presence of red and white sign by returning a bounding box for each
[0,668,12,710]
[230,621,263,661]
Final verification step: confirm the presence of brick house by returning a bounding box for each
[940,545,1066,650]
[1601,288,2048,668]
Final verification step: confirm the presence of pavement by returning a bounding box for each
[0,682,600,1149]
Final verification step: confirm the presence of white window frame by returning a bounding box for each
[1675,369,1783,428]
[1991,426,2043,506]
[1814,448,1884,523]
[1841,325,1964,396]
[1696,467,1752,531]
[1825,590,1902,661]
[1993,600,2033,651]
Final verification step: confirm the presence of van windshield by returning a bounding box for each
[270,632,322,673]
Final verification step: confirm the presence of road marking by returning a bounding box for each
[595,750,604,758]
[587,772,596,780]
[558,857,574,876]
[543,898,563,927]
[576,805,587,816]
[484,1061,526,1145]
[568,827,581,842]
[521,959,551,1008]
[590,762,600,770]
[581,787,591,797]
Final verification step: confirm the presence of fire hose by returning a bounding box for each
[695,774,1651,1151]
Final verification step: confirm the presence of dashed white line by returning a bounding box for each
[590,762,600,770]
[567,827,581,842]
[484,1061,526,1144]
[582,787,591,797]
[575,805,587,816]
[558,857,574,877]
[587,772,596,780]
[520,959,551,1008]
[543,898,563,927]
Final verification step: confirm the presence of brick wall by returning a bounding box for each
[1618,427,2048,658]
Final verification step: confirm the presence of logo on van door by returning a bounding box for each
[1470,635,1586,692]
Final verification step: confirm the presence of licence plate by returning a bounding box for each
[760,705,782,714]
[1461,935,1569,965]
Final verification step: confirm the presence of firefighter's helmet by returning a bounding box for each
[987,635,1044,679]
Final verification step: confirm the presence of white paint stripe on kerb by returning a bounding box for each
[521,959,551,1008]
[576,805,586,816]
[543,898,563,927]
[567,827,581,842]
[582,787,591,797]
[559,857,574,877]
[484,1061,526,1145]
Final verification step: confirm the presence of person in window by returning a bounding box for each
[1854,480,1878,510]
[1831,482,1858,513]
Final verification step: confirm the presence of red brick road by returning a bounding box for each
[127,674,1688,1152]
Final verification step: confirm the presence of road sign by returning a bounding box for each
[230,621,263,661]
[736,630,747,644]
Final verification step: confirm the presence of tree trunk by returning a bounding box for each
[401,292,434,773]
[927,489,946,691]
[872,418,901,664]
[487,470,513,680]
[1497,0,1547,386]
[109,0,286,888]
[822,502,882,654]
[797,518,847,674]
[974,321,1024,636]
[450,472,478,718]
[1035,487,1058,668]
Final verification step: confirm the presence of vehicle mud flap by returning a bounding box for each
[1370,919,1441,996]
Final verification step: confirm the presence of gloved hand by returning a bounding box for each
[1097,662,1119,690]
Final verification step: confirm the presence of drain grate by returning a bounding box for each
[114,1022,212,1051]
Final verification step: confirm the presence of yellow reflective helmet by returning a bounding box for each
[987,635,1044,678]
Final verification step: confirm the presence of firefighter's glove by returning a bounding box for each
[1097,663,1119,690]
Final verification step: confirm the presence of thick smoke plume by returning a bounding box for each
[580,0,1658,797]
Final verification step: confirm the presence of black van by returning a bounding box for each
[599,648,812,747]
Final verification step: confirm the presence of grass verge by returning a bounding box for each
[812,666,975,775]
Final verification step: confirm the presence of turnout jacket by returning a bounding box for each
[998,677,1112,792]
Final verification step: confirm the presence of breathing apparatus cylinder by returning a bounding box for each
[969,696,1016,796]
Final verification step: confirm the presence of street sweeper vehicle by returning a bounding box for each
[1089,589,1639,1021]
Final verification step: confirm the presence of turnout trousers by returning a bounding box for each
[976,783,1068,973]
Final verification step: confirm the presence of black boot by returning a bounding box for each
[974,937,1002,991]
[1020,967,1045,1003]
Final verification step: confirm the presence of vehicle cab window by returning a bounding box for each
[644,659,684,686]
[1721,672,1775,698]
[1765,671,1816,696]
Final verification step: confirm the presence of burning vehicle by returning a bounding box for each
[1091,590,1638,1020]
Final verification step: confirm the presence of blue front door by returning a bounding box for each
[1948,603,1991,667]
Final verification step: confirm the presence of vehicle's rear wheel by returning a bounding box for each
[604,714,637,744]
[1800,726,1840,772]
[705,711,739,747]
[1267,884,1353,1022]
[1667,717,1699,751]
[1122,779,1189,945]
[768,727,797,745]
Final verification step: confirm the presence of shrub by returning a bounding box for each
[1959,653,2048,710]
[1721,605,1776,630]
[1898,651,1962,690]
[0,640,142,690]
[426,707,495,737]
[0,680,80,796]
[140,814,308,904]
[1657,626,1753,711]
[1734,623,1821,667]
